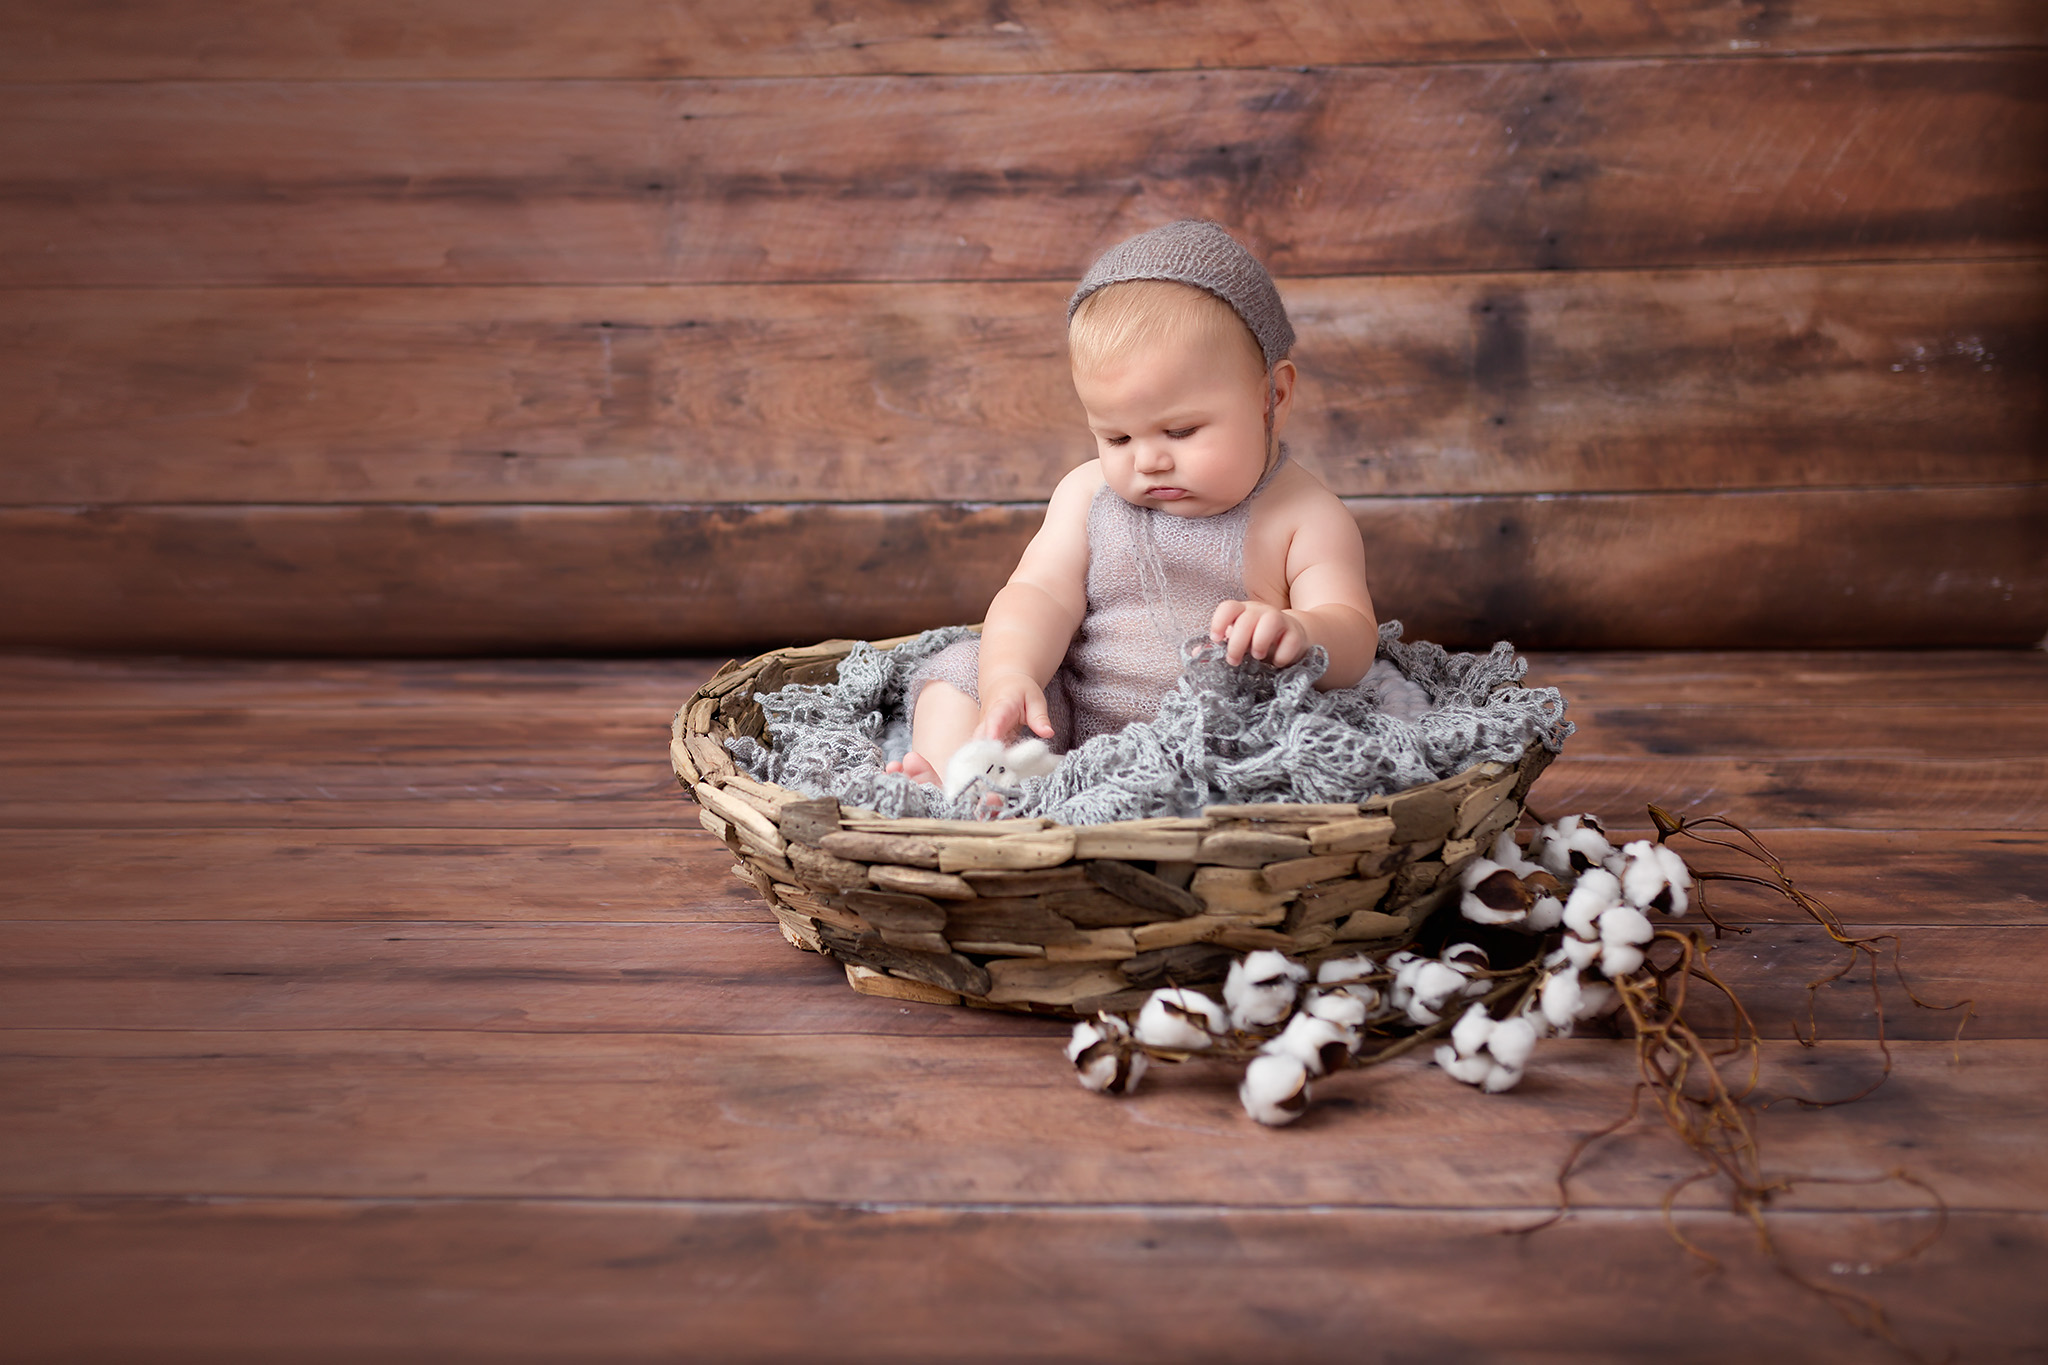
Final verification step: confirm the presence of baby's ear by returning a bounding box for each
[1266,357,1299,428]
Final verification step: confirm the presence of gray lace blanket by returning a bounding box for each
[728,622,1572,825]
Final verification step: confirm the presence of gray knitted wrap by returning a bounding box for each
[1069,220,1295,366]
[726,623,1573,825]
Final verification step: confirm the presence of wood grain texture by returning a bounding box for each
[1561,704,2048,760]
[0,830,765,923]
[3,1201,2037,1363]
[1525,649,2048,706]
[0,647,2029,710]
[2,708,2038,811]
[0,653,720,710]
[7,696,2032,772]
[1,486,2040,653]
[1527,755,2048,833]
[4,827,2036,925]
[0,1033,2035,1208]
[4,262,2038,504]
[4,55,2041,287]
[5,0,2042,80]
[0,650,2030,1361]
[0,920,2017,1038]
[1563,830,2048,927]
[9,750,2030,831]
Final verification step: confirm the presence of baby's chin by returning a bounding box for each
[1117,485,1247,517]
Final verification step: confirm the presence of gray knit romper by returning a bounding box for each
[910,452,1289,751]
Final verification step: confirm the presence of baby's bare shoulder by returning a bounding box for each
[1053,459,1108,501]
[1040,460,1107,528]
[1260,461,1352,529]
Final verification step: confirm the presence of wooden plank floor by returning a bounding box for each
[0,649,2043,1362]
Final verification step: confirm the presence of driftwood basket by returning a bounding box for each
[673,634,1555,1016]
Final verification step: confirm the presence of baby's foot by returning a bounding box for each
[886,751,941,785]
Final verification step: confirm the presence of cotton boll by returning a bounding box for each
[1619,840,1693,915]
[1486,1016,1538,1071]
[1240,1052,1312,1126]
[1489,828,1543,879]
[1066,1017,1148,1095]
[1450,1003,1496,1059]
[1066,1019,1108,1065]
[1134,988,1226,1050]
[1224,951,1308,1030]
[1562,868,1622,936]
[1601,942,1646,979]
[1633,843,1695,916]
[1530,818,1575,879]
[1305,989,1369,1030]
[1458,856,1503,889]
[1616,841,1693,916]
[1443,942,1489,970]
[1563,935,1602,969]
[1405,961,1469,1025]
[1575,980,1617,1019]
[1459,863,1533,926]
[1517,995,1563,1041]
[1265,1012,1354,1077]
[1316,954,1377,986]
[1599,903,1655,948]
[1540,971,1584,1028]
[1526,894,1564,932]
[1534,815,1615,879]
[1566,826,1617,874]
[1315,955,1383,1011]
[1387,953,1425,1012]
[1480,1063,1525,1094]
[1434,1043,1493,1086]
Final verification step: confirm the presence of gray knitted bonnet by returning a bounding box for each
[1067,220,1294,368]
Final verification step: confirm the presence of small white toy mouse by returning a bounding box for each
[943,737,1060,799]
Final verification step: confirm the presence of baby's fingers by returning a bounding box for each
[976,695,1023,742]
[1024,691,1054,740]
[1209,599,1248,641]
[1224,607,1263,665]
[1250,609,1297,661]
[1270,621,1309,667]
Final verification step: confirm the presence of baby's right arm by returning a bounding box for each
[975,462,1099,742]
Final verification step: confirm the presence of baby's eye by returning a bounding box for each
[1165,426,1198,440]
[1102,434,1130,447]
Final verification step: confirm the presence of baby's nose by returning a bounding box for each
[1134,442,1174,472]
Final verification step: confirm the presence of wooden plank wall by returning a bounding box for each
[0,2,2042,653]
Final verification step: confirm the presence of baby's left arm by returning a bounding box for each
[1212,487,1378,688]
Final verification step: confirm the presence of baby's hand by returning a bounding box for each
[977,670,1056,743]
[1210,599,1310,668]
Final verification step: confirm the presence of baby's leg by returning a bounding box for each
[891,639,984,784]
[893,680,978,784]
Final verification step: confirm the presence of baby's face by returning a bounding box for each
[1073,330,1286,519]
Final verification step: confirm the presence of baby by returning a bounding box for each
[892,220,1379,787]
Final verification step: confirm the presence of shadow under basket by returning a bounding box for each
[673,632,1555,1017]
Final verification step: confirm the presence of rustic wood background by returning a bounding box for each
[1,2,2043,653]
[4,647,2045,1358]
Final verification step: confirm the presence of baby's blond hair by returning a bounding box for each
[1067,279,1268,389]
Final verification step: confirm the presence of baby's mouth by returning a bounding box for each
[1146,486,1189,500]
